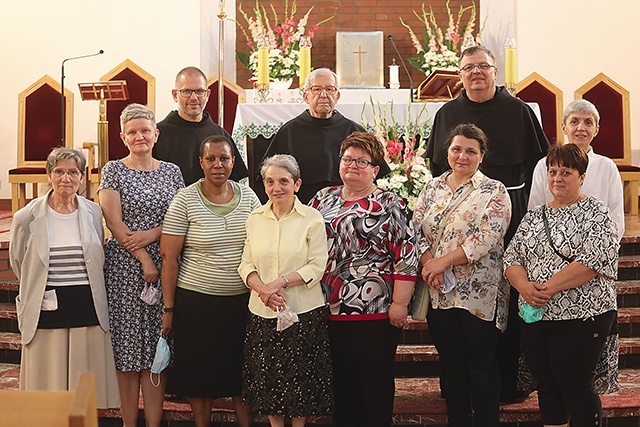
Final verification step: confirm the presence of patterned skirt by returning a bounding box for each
[243,306,333,417]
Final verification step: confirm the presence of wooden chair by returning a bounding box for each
[0,372,98,427]
[84,59,156,201]
[516,72,564,145]
[575,73,639,214]
[8,75,74,213]
[205,72,246,136]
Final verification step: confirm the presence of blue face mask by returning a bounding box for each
[150,336,170,387]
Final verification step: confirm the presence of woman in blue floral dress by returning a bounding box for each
[99,103,184,427]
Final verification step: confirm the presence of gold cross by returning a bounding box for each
[353,45,367,75]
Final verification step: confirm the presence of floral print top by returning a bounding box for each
[310,186,418,321]
[412,171,512,331]
[503,197,618,321]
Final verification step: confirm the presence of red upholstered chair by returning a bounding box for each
[8,75,74,213]
[576,72,638,214]
[84,59,156,201]
[204,73,246,136]
[516,72,563,145]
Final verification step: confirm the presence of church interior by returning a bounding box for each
[1,0,640,425]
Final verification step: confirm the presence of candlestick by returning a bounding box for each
[299,36,312,88]
[389,58,400,90]
[257,37,269,86]
[504,37,517,96]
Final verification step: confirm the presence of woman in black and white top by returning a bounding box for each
[504,144,618,426]
[9,147,119,408]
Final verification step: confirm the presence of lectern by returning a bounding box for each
[78,81,128,169]
[414,69,463,102]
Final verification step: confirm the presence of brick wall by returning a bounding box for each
[235,0,476,89]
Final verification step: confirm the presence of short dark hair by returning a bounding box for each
[199,135,234,157]
[339,131,385,167]
[546,143,589,175]
[444,123,489,155]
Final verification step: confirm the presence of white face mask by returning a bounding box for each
[276,304,299,332]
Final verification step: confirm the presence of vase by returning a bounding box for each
[270,78,293,90]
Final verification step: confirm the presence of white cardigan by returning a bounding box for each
[9,191,110,345]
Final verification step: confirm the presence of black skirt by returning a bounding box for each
[171,287,249,398]
[243,306,333,417]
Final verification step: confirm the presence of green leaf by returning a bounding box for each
[236,50,250,69]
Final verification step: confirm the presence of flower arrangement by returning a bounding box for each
[236,0,333,81]
[366,99,433,210]
[400,0,482,75]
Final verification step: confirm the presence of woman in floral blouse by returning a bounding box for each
[310,131,418,427]
[504,143,618,426]
[412,123,511,426]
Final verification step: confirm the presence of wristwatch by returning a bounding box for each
[163,306,174,314]
[281,275,290,289]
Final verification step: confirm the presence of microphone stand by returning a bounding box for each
[60,50,104,145]
[387,34,414,103]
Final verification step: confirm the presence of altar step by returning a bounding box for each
[1,362,640,426]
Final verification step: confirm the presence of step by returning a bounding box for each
[0,281,18,292]
[2,363,640,424]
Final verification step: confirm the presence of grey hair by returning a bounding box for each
[459,45,496,66]
[303,68,339,91]
[563,99,600,125]
[45,147,87,174]
[260,154,301,181]
[119,103,156,131]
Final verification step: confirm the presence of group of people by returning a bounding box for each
[9,45,623,427]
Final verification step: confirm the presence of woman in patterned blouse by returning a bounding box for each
[504,143,619,427]
[412,123,512,426]
[310,132,418,427]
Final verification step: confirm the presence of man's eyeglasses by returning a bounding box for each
[308,85,338,95]
[340,156,374,169]
[51,169,82,178]
[459,63,496,73]
[177,89,208,98]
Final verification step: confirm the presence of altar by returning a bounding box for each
[231,94,541,184]
[232,99,443,181]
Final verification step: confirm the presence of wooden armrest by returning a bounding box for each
[69,372,97,427]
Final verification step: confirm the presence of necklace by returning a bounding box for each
[341,183,376,200]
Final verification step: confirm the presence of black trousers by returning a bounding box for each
[328,319,400,427]
[428,307,501,427]
[521,311,616,426]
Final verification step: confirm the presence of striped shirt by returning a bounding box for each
[163,180,261,296]
[46,208,90,287]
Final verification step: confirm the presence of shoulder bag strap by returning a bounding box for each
[542,205,575,264]
[431,184,475,253]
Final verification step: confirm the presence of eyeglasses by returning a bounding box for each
[340,156,374,169]
[459,63,496,73]
[177,89,208,98]
[51,169,82,178]
[308,85,338,95]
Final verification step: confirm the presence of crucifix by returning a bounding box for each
[353,45,367,74]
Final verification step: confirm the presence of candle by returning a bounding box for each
[389,59,400,88]
[504,37,517,86]
[299,36,312,88]
[257,37,269,86]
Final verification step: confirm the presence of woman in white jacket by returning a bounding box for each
[9,147,119,408]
